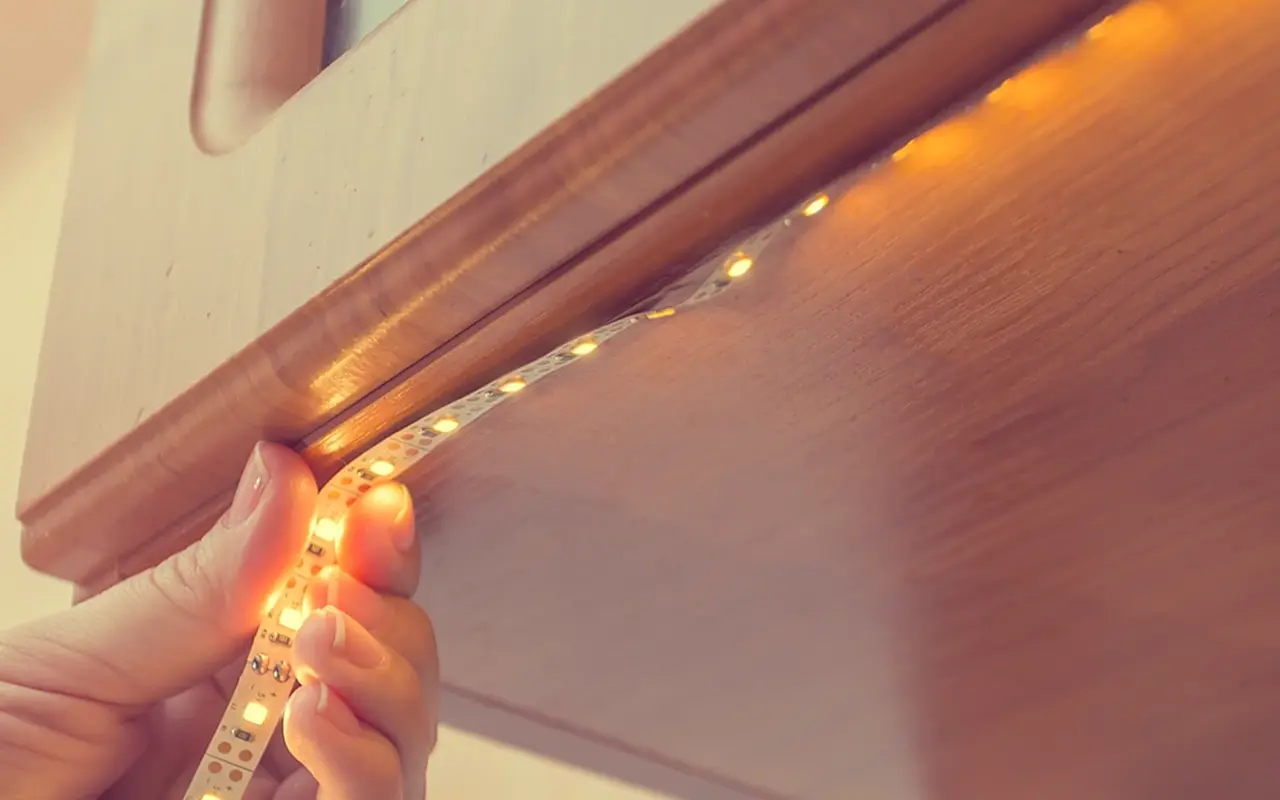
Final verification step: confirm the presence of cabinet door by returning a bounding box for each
[21,0,1106,590]
[406,4,1280,795]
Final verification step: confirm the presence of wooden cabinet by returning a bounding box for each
[22,0,1280,796]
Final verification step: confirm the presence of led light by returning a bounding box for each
[193,7,1193,796]
[726,255,753,278]
[977,65,1059,110]
[243,702,269,726]
[1086,13,1114,40]
[313,517,340,542]
[802,194,829,216]
[262,590,282,616]
[1085,2,1174,52]
[278,607,303,631]
[986,78,1013,103]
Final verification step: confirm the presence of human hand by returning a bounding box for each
[0,443,438,799]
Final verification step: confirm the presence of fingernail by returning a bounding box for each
[316,569,386,631]
[322,606,387,669]
[388,484,415,553]
[223,444,269,527]
[315,683,362,735]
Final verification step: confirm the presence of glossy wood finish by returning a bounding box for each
[390,3,1280,796]
[21,0,1106,589]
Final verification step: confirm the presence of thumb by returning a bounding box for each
[3,442,317,707]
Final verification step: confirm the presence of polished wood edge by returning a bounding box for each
[20,0,1105,584]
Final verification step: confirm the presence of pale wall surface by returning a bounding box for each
[0,3,670,797]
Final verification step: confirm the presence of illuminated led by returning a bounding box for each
[645,307,676,319]
[1085,2,1174,52]
[891,123,974,169]
[570,340,598,356]
[986,78,1013,103]
[499,377,527,393]
[278,607,304,631]
[369,459,395,477]
[725,255,753,278]
[262,589,282,616]
[202,795,222,800]
[1086,14,1114,40]
[243,702,269,726]
[985,65,1064,110]
[431,418,460,434]
[802,194,829,216]
[313,517,340,542]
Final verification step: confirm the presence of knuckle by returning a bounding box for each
[142,537,231,632]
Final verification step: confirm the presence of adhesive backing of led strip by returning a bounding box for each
[185,4,1140,795]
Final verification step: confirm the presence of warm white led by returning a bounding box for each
[313,517,340,542]
[432,418,460,434]
[369,459,395,476]
[278,607,303,631]
[202,794,222,800]
[570,340,598,356]
[499,377,526,393]
[261,589,282,616]
[646,307,676,319]
[802,194,829,216]
[243,702,269,726]
[726,255,753,278]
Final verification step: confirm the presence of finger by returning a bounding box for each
[283,683,404,800]
[293,607,433,799]
[0,442,317,706]
[304,570,438,676]
[271,769,320,800]
[338,482,419,598]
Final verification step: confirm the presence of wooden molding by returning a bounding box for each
[21,0,1106,584]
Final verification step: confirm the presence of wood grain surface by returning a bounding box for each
[21,0,1107,589]
[380,2,1279,796]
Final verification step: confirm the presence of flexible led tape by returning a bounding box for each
[184,4,1140,794]
[181,208,798,799]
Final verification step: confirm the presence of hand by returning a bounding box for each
[0,443,439,799]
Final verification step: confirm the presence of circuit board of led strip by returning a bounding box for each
[184,3,1151,796]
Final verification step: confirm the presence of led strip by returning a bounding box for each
[182,204,809,799]
[184,4,1148,795]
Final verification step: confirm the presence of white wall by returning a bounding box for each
[0,4,670,798]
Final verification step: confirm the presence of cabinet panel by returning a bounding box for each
[392,3,1276,796]
[22,0,1105,584]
